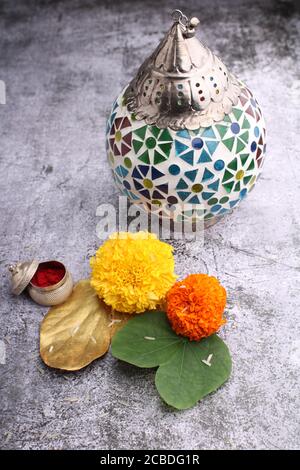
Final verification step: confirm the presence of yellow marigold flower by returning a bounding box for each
[90,232,177,314]
[167,274,226,341]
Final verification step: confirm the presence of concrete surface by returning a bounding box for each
[0,0,299,450]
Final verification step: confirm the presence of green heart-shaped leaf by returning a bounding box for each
[155,335,231,409]
[111,310,181,367]
[111,311,232,409]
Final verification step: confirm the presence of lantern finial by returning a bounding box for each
[171,10,200,38]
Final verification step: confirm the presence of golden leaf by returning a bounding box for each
[110,310,131,336]
[40,280,115,371]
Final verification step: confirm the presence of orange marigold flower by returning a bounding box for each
[166,274,226,341]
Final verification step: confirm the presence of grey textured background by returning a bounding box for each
[0,0,299,450]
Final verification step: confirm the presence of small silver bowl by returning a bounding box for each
[9,259,73,306]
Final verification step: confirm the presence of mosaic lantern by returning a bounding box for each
[106,10,266,227]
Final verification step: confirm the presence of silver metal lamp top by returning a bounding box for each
[124,10,241,130]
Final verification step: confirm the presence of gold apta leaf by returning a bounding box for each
[40,279,113,371]
[110,310,131,336]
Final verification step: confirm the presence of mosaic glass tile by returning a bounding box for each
[106,83,266,223]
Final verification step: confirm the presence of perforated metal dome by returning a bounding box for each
[124,10,241,130]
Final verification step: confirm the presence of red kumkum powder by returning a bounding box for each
[31,261,65,288]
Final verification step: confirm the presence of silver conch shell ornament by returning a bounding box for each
[124,10,241,130]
